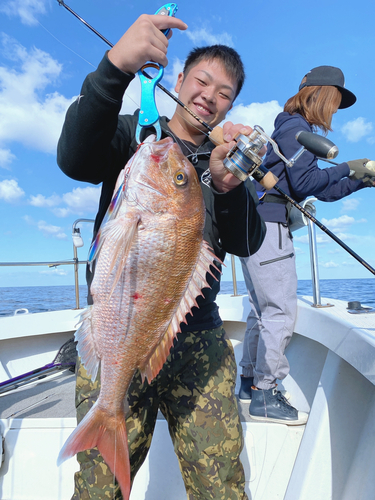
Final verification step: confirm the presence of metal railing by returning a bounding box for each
[229,198,327,307]
[0,219,95,310]
[1,209,331,310]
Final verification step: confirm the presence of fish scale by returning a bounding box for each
[58,135,221,499]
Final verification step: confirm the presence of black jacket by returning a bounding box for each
[57,53,266,330]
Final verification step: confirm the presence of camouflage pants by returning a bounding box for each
[72,327,248,500]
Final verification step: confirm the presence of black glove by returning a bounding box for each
[347,159,373,180]
[362,176,375,187]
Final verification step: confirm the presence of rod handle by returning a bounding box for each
[365,160,375,172]
[209,126,278,190]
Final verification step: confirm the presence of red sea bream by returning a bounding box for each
[58,136,220,499]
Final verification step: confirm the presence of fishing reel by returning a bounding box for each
[222,126,268,182]
[210,125,339,190]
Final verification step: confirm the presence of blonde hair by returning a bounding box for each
[284,85,342,134]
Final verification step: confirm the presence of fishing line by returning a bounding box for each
[35,19,96,68]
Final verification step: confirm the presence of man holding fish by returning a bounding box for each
[57,11,266,500]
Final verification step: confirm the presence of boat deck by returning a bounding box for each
[0,369,260,424]
[1,294,374,422]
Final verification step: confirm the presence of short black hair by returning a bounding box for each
[183,45,245,100]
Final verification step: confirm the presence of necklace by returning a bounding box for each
[168,130,205,165]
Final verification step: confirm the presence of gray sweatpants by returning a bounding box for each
[239,221,298,390]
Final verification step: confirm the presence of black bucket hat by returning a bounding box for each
[299,65,356,109]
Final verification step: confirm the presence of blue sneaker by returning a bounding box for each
[249,386,308,425]
[239,376,290,403]
[239,375,254,402]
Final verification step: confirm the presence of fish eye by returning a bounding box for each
[174,170,188,186]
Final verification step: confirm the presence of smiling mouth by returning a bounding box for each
[194,103,212,115]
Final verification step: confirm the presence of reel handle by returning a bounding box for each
[209,126,278,190]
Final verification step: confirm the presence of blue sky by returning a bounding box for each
[0,0,375,288]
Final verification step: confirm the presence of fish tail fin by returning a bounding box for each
[58,406,131,499]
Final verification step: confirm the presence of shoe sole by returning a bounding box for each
[239,397,251,403]
[249,413,308,426]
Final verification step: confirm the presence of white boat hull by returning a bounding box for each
[1,294,374,499]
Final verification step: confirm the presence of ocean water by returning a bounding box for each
[0,279,374,317]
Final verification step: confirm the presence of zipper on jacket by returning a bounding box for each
[260,253,294,266]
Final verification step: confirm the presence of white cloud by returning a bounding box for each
[226,101,282,136]
[293,233,330,244]
[0,179,25,202]
[156,58,184,120]
[341,198,360,212]
[320,261,339,268]
[163,58,184,87]
[23,214,33,224]
[0,34,74,155]
[23,214,66,240]
[40,268,68,276]
[341,117,373,143]
[37,220,67,239]
[26,186,100,219]
[0,0,47,26]
[29,193,61,207]
[29,186,100,217]
[0,148,16,169]
[59,186,101,217]
[334,232,358,241]
[328,248,341,255]
[321,214,355,231]
[185,28,233,47]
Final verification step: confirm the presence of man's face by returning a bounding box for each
[174,59,237,132]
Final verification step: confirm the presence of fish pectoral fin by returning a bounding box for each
[141,241,222,383]
[100,214,140,294]
[75,306,100,382]
[88,174,126,268]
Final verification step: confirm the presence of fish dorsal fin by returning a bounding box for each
[141,241,222,382]
[74,306,101,382]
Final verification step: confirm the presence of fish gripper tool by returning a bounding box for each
[135,3,178,144]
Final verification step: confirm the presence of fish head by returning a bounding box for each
[128,136,205,222]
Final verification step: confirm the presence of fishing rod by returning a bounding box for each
[56,1,375,276]
[268,131,375,275]
[273,184,375,275]
[56,0,212,133]
[56,0,278,189]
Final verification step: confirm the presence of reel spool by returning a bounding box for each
[223,127,268,182]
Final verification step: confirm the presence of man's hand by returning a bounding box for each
[108,14,188,74]
[209,122,265,193]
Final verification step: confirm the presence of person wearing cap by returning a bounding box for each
[238,65,375,425]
